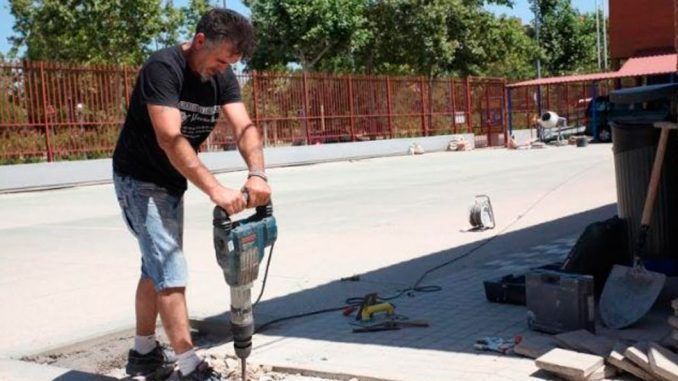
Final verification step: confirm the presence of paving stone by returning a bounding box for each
[649,343,678,381]
[514,335,558,359]
[626,341,671,381]
[554,329,616,357]
[535,348,604,379]
[607,340,656,381]
[560,364,617,381]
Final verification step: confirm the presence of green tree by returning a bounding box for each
[7,0,213,65]
[245,0,370,72]
[529,0,598,76]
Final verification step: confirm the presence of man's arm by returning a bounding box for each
[148,104,246,215]
[222,102,271,207]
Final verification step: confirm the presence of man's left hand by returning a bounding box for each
[243,176,271,207]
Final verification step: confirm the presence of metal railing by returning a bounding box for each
[0,61,508,163]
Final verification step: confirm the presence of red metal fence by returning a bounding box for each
[0,61,508,164]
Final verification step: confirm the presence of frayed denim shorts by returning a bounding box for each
[113,172,187,291]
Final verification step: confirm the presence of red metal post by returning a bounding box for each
[347,75,356,141]
[420,77,428,136]
[386,76,394,138]
[466,77,472,134]
[39,62,54,162]
[502,79,509,147]
[302,71,311,145]
[251,70,263,146]
[450,78,457,134]
[485,82,491,145]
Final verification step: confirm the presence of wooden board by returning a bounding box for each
[607,340,656,381]
[649,343,678,381]
[536,348,604,379]
[514,335,558,359]
[554,329,615,357]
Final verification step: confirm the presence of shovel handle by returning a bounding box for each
[641,127,671,226]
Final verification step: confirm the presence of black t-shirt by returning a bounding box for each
[113,45,242,196]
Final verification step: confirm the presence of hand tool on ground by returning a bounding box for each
[599,121,675,329]
[352,319,429,333]
[474,336,522,354]
[213,196,277,381]
[355,293,395,321]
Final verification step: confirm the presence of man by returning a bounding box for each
[112,8,271,381]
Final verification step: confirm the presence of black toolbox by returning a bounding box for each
[526,269,595,334]
[483,262,563,306]
[483,274,527,305]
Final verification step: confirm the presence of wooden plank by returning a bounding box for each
[536,348,604,379]
[607,340,656,381]
[649,343,678,381]
[554,329,615,357]
[515,335,558,359]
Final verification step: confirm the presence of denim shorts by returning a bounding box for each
[113,172,187,291]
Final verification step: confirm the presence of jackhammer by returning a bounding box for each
[213,200,277,380]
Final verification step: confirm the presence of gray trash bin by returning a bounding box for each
[610,83,678,262]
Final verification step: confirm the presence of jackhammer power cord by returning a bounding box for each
[253,161,602,333]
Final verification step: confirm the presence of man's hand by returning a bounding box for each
[243,176,271,207]
[209,185,247,216]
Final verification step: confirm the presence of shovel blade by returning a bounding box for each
[600,264,666,329]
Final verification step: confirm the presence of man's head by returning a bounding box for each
[189,8,255,81]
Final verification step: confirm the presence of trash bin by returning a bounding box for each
[610,83,678,263]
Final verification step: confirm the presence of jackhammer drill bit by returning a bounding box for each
[241,358,246,381]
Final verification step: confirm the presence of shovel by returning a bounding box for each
[599,122,675,329]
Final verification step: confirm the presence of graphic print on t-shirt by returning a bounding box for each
[178,100,220,144]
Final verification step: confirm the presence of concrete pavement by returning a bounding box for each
[0,143,620,380]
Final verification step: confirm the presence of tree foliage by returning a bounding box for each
[7,0,212,65]
[245,0,370,71]
[529,0,599,76]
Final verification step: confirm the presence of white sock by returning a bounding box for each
[134,334,157,355]
[177,348,202,376]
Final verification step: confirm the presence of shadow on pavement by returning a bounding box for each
[195,203,626,356]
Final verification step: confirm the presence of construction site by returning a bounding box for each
[2,0,678,380]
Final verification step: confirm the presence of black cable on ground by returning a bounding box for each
[253,160,603,333]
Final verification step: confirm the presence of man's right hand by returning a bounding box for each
[209,186,247,216]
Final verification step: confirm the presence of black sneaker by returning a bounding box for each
[125,342,176,379]
[179,361,224,381]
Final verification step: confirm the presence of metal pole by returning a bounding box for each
[602,0,609,70]
[385,76,394,138]
[347,75,356,141]
[302,72,311,145]
[591,82,598,140]
[533,4,542,78]
[595,0,602,70]
[39,62,54,162]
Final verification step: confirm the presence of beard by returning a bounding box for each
[199,71,211,82]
